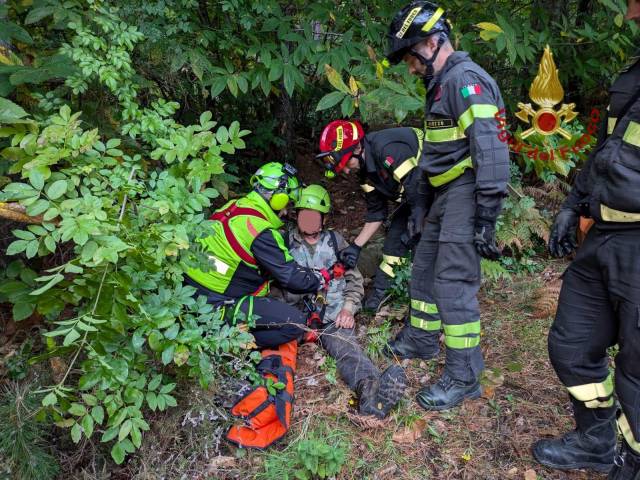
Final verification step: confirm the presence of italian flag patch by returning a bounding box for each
[460,84,482,98]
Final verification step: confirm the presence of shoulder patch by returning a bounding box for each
[384,156,395,168]
[460,83,482,98]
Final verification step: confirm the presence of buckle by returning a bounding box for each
[614,454,625,468]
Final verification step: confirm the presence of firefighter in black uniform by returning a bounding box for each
[384,2,511,410]
[532,2,640,477]
[316,120,427,311]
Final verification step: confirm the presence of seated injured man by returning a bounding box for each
[279,184,407,418]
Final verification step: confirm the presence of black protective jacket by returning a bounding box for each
[360,127,424,222]
[422,51,510,218]
[564,51,640,227]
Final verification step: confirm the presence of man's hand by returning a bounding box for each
[473,219,501,260]
[402,206,427,247]
[339,243,361,269]
[335,309,355,329]
[548,209,579,258]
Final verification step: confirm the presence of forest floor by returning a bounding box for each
[0,154,611,480]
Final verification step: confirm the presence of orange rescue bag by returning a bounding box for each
[226,340,297,448]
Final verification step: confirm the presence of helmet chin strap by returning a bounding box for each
[410,34,445,88]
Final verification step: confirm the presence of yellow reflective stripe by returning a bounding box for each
[425,126,466,142]
[360,183,375,193]
[623,120,640,147]
[410,316,441,331]
[350,122,360,140]
[411,299,438,314]
[585,398,615,409]
[393,157,417,182]
[600,204,640,222]
[443,321,481,337]
[379,261,396,277]
[428,156,473,187]
[421,7,444,33]
[567,375,614,402]
[382,254,402,265]
[619,414,640,454]
[445,335,480,349]
[396,7,422,39]
[458,104,499,132]
[336,126,344,150]
[607,117,617,135]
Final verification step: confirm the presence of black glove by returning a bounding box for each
[339,243,361,269]
[474,207,501,260]
[548,209,578,258]
[401,206,427,248]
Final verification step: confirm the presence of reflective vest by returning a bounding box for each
[186,191,283,296]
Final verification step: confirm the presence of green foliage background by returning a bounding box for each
[0,0,637,473]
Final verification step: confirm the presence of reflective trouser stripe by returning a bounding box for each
[623,121,640,147]
[425,125,466,142]
[445,335,480,349]
[567,374,614,408]
[619,414,640,454]
[600,204,640,222]
[411,299,438,314]
[443,321,481,349]
[443,321,481,337]
[428,157,473,187]
[410,316,441,331]
[457,104,500,132]
[607,117,617,135]
[380,254,403,278]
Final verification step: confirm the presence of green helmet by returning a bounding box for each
[251,162,301,209]
[295,184,331,214]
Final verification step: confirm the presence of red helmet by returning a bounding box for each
[316,120,365,177]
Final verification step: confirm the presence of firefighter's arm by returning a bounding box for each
[451,72,510,218]
[251,229,321,294]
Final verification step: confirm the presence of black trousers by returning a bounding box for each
[549,226,640,452]
[371,204,411,291]
[186,278,307,348]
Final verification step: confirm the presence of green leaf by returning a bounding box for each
[6,239,28,256]
[68,403,87,417]
[46,180,67,200]
[119,419,132,442]
[101,425,119,443]
[29,169,44,190]
[148,374,162,391]
[30,273,64,296]
[0,97,30,123]
[13,302,35,321]
[91,406,104,425]
[159,383,175,394]
[71,422,82,443]
[63,328,81,346]
[111,442,125,464]
[163,394,177,407]
[130,425,142,448]
[25,6,56,25]
[324,65,350,94]
[81,414,94,438]
[42,391,57,406]
[161,345,175,365]
[26,198,49,216]
[316,91,345,112]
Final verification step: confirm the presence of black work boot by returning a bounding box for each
[363,287,387,313]
[384,325,439,360]
[356,365,407,418]
[416,373,481,411]
[532,400,616,473]
[610,441,640,480]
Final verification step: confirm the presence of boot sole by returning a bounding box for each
[377,366,407,414]
[416,385,482,411]
[532,447,614,474]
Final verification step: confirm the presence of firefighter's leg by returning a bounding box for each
[365,206,410,312]
[384,214,441,360]
[236,297,307,348]
[416,178,483,410]
[533,229,617,473]
[607,231,640,479]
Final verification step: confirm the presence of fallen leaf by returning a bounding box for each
[507,467,518,478]
[50,357,67,383]
[374,463,398,479]
[481,385,496,399]
[392,419,426,444]
[524,469,537,480]
[206,456,236,473]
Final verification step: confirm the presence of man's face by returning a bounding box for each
[627,0,640,23]
[296,209,323,245]
[341,146,363,174]
[402,37,447,77]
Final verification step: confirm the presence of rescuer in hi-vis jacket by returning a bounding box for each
[184,162,329,348]
[316,120,427,312]
[532,2,640,478]
[278,185,407,418]
[384,2,510,411]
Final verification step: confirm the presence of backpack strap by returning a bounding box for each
[210,203,267,266]
[328,230,340,262]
